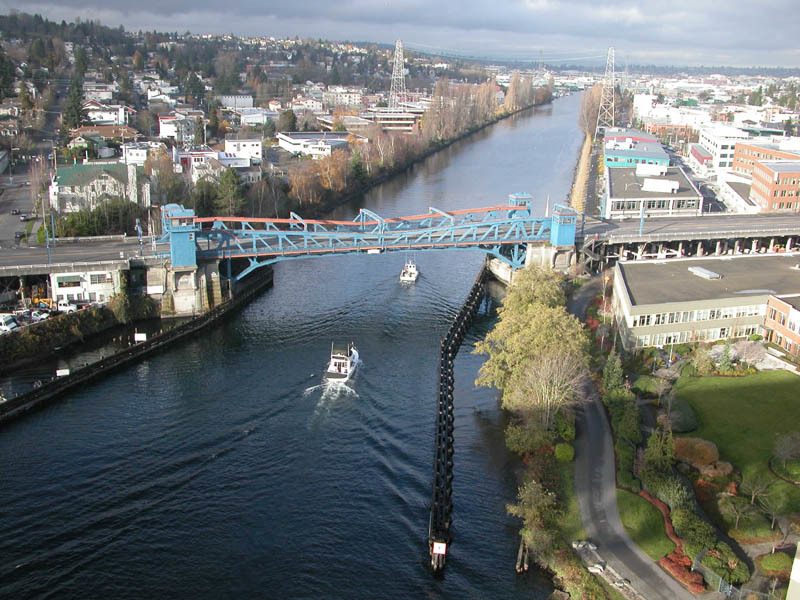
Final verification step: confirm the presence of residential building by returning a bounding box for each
[612,256,800,350]
[50,269,123,304]
[224,134,263,163]
[276,132,351,159]
[603,165,703,219]
[750,161,800,212]
[82,101,136,126]
[69,125,141,143]
[121,141,167,167]
[235,107,278,127]
[82,81,118,102]
[764,296,800,357]
[322,86,364,109]
[49,163,150,213]
[158,113,196,144]
[291,97,323,112]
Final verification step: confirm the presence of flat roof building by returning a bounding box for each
[603,166,703,219]
[751,160,800,213]
[604,138,670,169]
[612,255,800,350]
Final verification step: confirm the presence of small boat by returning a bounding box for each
[325,342,359,382]
[399,258,419,283]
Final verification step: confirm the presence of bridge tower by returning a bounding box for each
[389,39,407,110]
[594,46,615,140]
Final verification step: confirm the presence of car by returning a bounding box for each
[31,310,49,322]
[10,208,19,215]
[19,214,28,222]
[14,231,25,240]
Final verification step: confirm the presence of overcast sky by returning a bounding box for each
[6,1,800,67]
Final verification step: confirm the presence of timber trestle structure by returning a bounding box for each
[428,264,488,572]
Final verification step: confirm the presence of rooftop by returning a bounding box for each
[55,163,133,187]
[619,255,800,306]
[608,167,701,200]
[780,296,800,311]
[726,181,754,206]
[760,160,800,174]
[605,142,669,161]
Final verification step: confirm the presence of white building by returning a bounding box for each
[121,141,167,167]
[322,86,364,109]
[224,135,263,163]
[82,81,118,102]
[83,101,136,126]
[276,132,350,159]
[603,165,703,219]
[50,269,123,304]
[235,107,278,127]
[692,124,751,178]
[158,113,198,144]
[48,163,150,213]
[216,95,254,110]
[290,97,323,112]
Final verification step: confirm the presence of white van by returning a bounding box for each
[0,314,20,334]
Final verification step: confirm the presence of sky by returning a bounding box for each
[5,0,800,67]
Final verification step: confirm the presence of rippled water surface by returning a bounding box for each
[0,95,583,599]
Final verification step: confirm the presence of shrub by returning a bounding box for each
[671,508,716,557]
[554,411,576,442]
[658,549,706,594]
[668,396,698,433]
[757,551,793,576]
[505,423,552,455]
[702,542,750,585]
[674,437,719,468]
[555,443,575,462]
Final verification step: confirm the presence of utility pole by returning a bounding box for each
[595,47,616,140]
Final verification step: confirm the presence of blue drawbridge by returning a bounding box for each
[161,194,579,281]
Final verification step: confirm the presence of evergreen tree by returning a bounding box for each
[192,179,218,217]
[62,76,86,129]
[185,72,205,106]
[277,109,297,132]
[602,350,624,393]
[216,168,244,216]
[193,117,204,145]
[18,82,33,111]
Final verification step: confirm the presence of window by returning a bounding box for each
[90,273,112,285]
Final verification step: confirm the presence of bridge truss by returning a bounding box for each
[161,199,578,281]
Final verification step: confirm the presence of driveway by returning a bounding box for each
[568,277,696,600]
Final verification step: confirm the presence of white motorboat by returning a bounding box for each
[399,258,419,283]
[325,342,359,382]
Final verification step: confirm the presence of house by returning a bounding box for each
[82,81,118,102]
[235,107,278,127]
[158,113,197,144]
[82,100,136,126]
[49,163,150,213]
[0,100,21,117]
[121,141,168,167]
[224,134,263,163]
[50,269,123,304]
[69,125,141,143]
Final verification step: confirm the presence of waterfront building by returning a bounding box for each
[612,256,800,350]
[603,129,670,169]
[50,269,123,304]
[48,163,150,213]
[276,131,351,159]
[603,165,703,219]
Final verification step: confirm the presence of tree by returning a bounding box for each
[718,342,733,373]
[692,347,715,375]
[602,350,624,394]
[579,84,602,137]
[758,494,782,532]
[644,426,674,473]
[740,472,773,506]
[193,116,204,146]
[185,72,205,106]
[506,478,560,556]
[216,168,243,216]
[719,495,755,530]
[654,376,672,407]
[132,49,144,72]
[191,179,218,217]
[502,349,588,429]
[475,303,588,392]
[502,265,566,312]
[62,76,86,129]
[774,432,800,468]
[18,83,33,111]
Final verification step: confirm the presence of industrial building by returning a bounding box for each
[603,165,703,219]
[603,132,670,169]
[612,255,800,350]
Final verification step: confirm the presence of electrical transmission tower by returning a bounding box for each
[595,46,616,139]
[389,39,406,110]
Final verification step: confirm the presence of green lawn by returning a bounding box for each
[675,371,800,514]
[616,489,675,560]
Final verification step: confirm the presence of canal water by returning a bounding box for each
[0,94,583,599]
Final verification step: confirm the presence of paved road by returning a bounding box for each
[568,280,695,600]
[0,238,163,274]
[584,212,800,243]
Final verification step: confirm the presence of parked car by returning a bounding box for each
[31,310,49,322]
[10,208,19,215]
[0,314,20,333]
[19,214,28,222]
[14,231,25,240]
[57,301,78,313]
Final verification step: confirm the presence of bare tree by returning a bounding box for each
[740,472,773,505]
[719,495,755,530]
[503,349,589,430]
[579,84,602,137]
[774,432,800,468]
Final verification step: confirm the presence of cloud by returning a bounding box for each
[4,0,799,66]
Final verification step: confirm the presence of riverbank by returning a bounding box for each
[0,267,273,426]
[568,133,593,213]
[301,96,555,219]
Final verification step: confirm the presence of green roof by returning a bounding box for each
[56,163,133,187]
